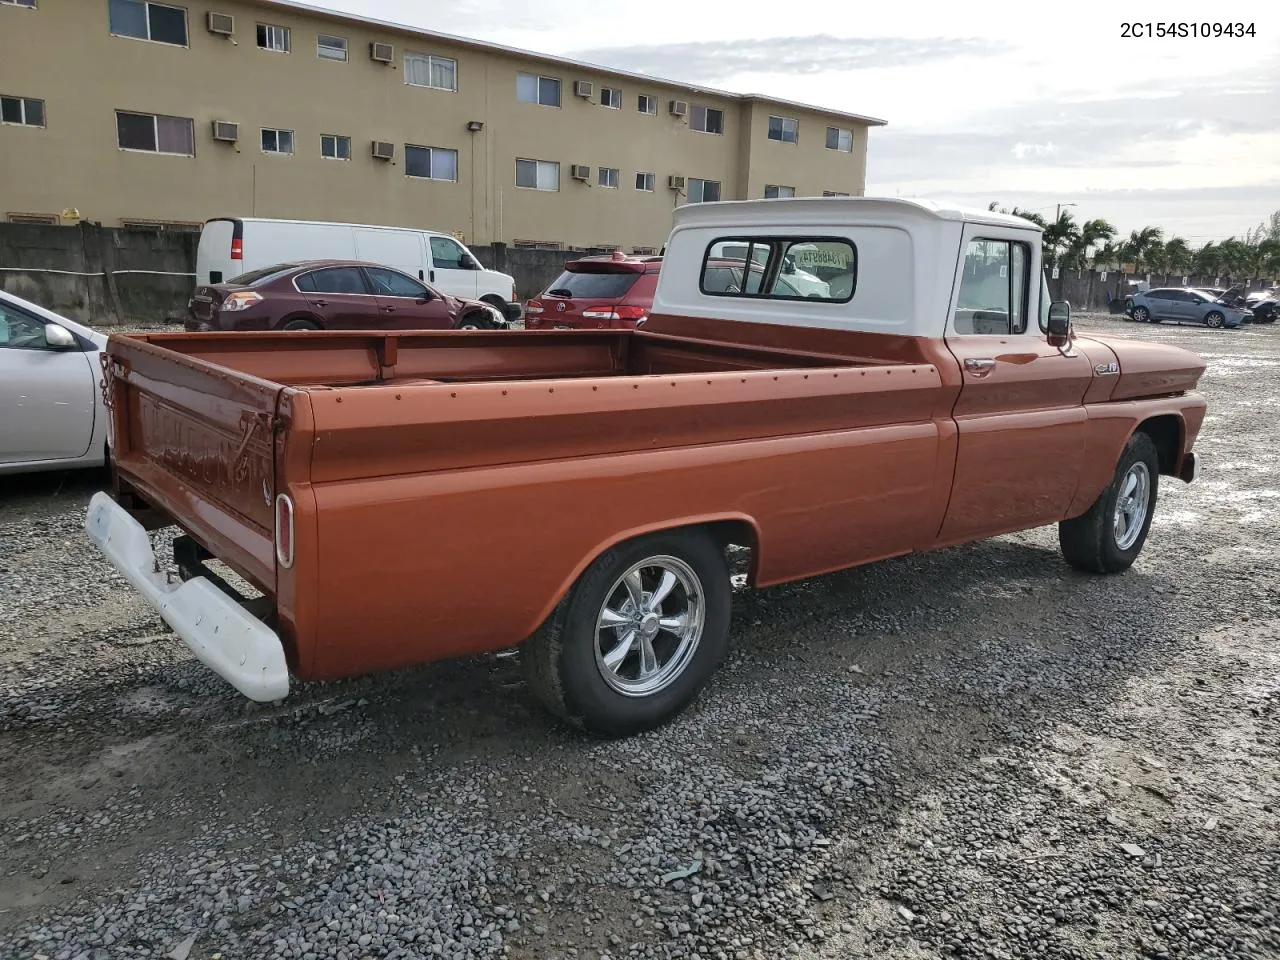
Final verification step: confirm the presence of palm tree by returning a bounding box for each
[1064,219,1117,270]
[1124,227,1164,276]
[1163,237,1193,276]
[986,201,1048,229]
[1042,210,1081,268]
[1193,242,1222,279]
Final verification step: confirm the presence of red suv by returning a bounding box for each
[524,252,661,330]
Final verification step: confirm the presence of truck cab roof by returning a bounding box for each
[671,196,1046,233]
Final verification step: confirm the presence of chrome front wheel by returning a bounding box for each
[595,556,704,697]
[1113,461,1151,551]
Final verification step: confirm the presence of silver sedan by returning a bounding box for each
[1126,288,1249,328]
[0,290,110,476]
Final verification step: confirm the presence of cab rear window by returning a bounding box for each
[700,237,856,302]
[545,270,639,299]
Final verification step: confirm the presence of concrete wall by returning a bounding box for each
[0,222,591,324]
[0,0,880,251]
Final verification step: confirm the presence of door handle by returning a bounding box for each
[419,269,425,281]
[964,357,996,375]
[381,306,396,313]
[429,270,435,282]
[313,299,328,307]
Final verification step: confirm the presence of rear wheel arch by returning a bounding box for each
[528,515,761,638]
[522,518,753,735]
[479,293,507,309]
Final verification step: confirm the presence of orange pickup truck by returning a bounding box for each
[86,198,1207,736]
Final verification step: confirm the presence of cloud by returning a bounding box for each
[869,54,1280,181]
[568,36,1011,85]
[1012,142,1056,160]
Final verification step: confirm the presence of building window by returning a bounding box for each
[701,236,857,303]
[321,134,351,160]
[826,126,853,152]
[1,0,38,7]
[598,167,619,188]
[687,179,721,203]
[7,213,57,224]
[767,116,798,144]
[600,87,621,109]
[116,110,193,155]
[635,172,655,192]
[317,34,347,61]
[256,23,290,52]
[513,240,563,250]
[0,95,44,127]
[261,127,294,155]
[515,158,559,191]
[764,185,795,199]
[690,105,724,135]
[632,246,658,255]
[108,0,187,45]
[405,52,457,91]
[823,190,850,197]
[405,145,458,181]
[637,95,657,115]
[516,73,561,107]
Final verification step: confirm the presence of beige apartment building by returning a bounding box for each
[0,0,885,251]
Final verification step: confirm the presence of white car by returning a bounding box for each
[0,290,109,476]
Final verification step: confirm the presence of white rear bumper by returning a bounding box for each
[85,492,290,702]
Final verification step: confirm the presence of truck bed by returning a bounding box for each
[103,327,947,682]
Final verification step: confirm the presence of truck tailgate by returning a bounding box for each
[105,334,282,594]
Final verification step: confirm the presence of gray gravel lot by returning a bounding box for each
[1,316,1277,960]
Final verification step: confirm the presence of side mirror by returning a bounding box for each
[45,324,76,348]
[1046,301,1071,346]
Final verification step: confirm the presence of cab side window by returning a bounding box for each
[954,238,1030,335]
[429,236,467,270]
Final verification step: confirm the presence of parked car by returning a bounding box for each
[525,253,816,330]
[1126,288,1248,328]
[196,217,522,321]
[0,290,109,476]
[1243,290,1278,323]
[87,197,1206,737]
[525,253,662,330]
[185,260,507,332]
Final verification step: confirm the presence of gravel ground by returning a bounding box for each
[1,315,1277,960]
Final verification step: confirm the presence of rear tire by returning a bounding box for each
[523,529,731,737]
[281,318,320,331]
[1059,431,1160,574]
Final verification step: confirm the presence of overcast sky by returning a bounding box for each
[319,0,1278,244]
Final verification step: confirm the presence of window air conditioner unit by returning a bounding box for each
[371,140,395,160]
[573,80,594,99]
[570,164,591,181]
[669,100,688,117]
[370,42,394,63]
[668,175,686,190]
[206,12,235,35]
[211,120,239,142]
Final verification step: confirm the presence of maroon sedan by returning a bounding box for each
[185,260,506,332]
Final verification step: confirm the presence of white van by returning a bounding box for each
[196,218,521,319]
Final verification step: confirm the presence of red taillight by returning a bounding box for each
[581,304,648,325]
[274,494,294,569]
[231,238,243,261]
[525,299,544,315]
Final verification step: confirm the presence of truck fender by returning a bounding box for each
[1064,407,1192,519]
[526,512,762,639]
